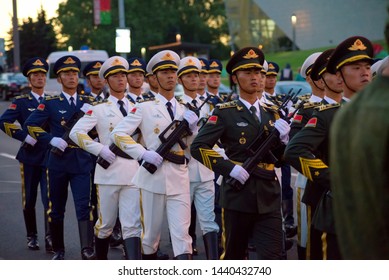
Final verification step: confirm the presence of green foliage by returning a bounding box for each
[6,8,57,69]
[55,0,230,59]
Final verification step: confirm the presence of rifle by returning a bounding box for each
[142,96,210,174]
[225,89,302,191]
[96,128,140,169]
[51,98,94,156]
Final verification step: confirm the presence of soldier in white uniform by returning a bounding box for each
[111,50,199,260]
[177,56,219,259]
[69,56,142,259]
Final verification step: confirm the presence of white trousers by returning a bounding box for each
[140,189,192,257]
[190,180,219,234]
[95,184,141,240]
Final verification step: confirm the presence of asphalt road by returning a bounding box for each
[0,100,298,260]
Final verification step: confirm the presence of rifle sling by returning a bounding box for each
[164,151,188,165]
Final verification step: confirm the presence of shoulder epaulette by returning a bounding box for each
[317,103,341,111]
[45,95,61,101]
[175,96,186,105]
[298,94,311,101]
[92,99,108,106]
[15,94,30,100]
[139,97,153,103]
[303,101,322,109]
[80,95,95,102]
[262,102,279,113]
[216,100,238,109]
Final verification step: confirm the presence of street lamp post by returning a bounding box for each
[291,14,297,51]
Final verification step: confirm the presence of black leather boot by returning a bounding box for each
[203,232,219,260]
[24,209,39,250]
[123,237,142,260]
[50,220,65,260]
[110,217,123,247]
[95,236,110,260]
[44,210,53,253]
[142,252,157,260]
[78,220,96,260]
[175,253,193,260]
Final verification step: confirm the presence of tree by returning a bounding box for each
[55,0,230,59]
[6,8,57,69]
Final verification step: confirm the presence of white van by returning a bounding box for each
[45,50,109,95]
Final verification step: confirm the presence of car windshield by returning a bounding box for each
[12,73,28,83]
[275,81,311,96]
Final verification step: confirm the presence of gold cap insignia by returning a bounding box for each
[93,62,102,69]
[131,59,142,66]
[32,59,44,66]
[185,59,196,66]
[268,63,275,69]
[210,61,219,67]
[161,52,173,60]
[64,57,76,64]
[200,60,206,67]
[111,58,123,66]
[348,39,367,51]
[243,49,259,59]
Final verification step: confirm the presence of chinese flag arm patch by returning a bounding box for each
[85,110,93,116]
[207,115,218,125]
[305,117,317,128]
[8,104,17,110]
[37,104,45,111]
[130,107,137,114]
[292,114,303,124]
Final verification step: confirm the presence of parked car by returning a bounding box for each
[275,81,311,97]
[0,72,30,101]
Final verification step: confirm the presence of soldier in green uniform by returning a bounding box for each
[330,56,389,259]
[284,36,373,260]
[191,47,290,260]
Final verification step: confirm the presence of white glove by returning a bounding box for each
[183,110,199,131]
[80,103,93,113]
[274,119,290,144]
[229,165,249,185]
[141,150,163,167]
[49,137,68,151]
[24,135,37,146]
[98,145,116,164]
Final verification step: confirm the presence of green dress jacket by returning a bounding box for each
[190,100,284,214]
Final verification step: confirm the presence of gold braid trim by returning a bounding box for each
[76,133,93,150]
[199,147,223,170]
[299,157,328,181]
[27,126,46,139]
[114,134,137,150]
[3,123,21,137]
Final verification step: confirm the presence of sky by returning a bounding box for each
[1,0,64,39]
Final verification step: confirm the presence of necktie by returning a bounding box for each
[199,95,205,101]
[136,96,142,103]
[118,100,127,117]
[250,106,260,124]
[166,101,174,120]
[69,96,76,110]
[38,96,43,103]
[191,99,198,108]
[95,95,102,102]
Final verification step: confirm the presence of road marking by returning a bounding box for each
[0,153,16,160]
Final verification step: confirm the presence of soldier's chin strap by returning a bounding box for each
[155,74,173,92]
[312,80,325,91]
[322,78,343,94]
[339,70,357,94]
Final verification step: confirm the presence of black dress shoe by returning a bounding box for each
[45,236,54,254]
[52,250,65,260]
[81,247,96,260]
[110,231,123,248]
[156,248,169,260]
[27,236,40,250]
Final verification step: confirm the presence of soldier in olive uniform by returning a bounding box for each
[284,36,373,260]
[191,47,290,260]
[330,55,389,260]
[289,52,323,260]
